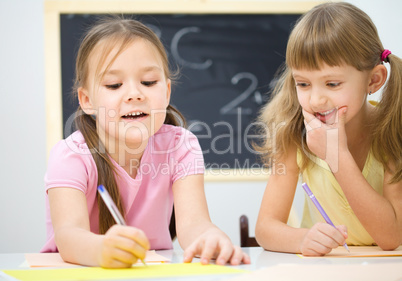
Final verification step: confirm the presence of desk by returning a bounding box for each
[1,247,402,280]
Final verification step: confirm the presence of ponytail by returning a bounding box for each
[165,104,187,127]
[372,54,402,183]
[74,107,125,234]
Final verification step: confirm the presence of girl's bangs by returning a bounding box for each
[285,3,375,72]
[94,35,134,84]
[286,30,347,71]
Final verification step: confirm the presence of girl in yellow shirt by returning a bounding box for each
[255,2,402,256]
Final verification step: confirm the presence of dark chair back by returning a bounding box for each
[240,214,259,247]
[169,207,176,240]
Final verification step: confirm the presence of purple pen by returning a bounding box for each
[97,185,147,265]
[301,182,350,252]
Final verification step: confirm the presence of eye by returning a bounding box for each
[295,82,310,88]
[141,81,157,86]
[327,82,341,88]
[105,83,122,90]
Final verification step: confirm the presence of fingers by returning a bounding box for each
[183,234,218,264]
[203,242,250,266]
[100,225,150,268]
[311,229,339,253]
[301,223,347,256]
[200,239,219,265]
[318,223,347,246]
[303,107,348,129]
[336,225,348,240]
[183,235,250,265]
[337,106,348,126]
[227,246,250,265]
[241,251,251,264]
[302,240,332,256]
[183,241,201,263]
[112,226,149,259]
[208,240,232,265]
[302,109,322,130]
[101,247,139,268]
[336,106,348,136]
[301,108,314,122]
[118,227,150,257]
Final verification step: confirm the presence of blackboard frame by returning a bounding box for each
[44,0,324,181]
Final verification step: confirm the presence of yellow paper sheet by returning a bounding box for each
[298,245,402,258]
[3,262,247,281]
[25,250,170,267]
[227,262,402,281]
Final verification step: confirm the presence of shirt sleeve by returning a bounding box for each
[171,127,205,182]
[44,138,93,194]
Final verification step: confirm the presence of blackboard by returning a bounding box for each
[60,13,300,171]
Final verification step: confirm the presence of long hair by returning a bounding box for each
[257,2,401,182]
[73,17,185,234]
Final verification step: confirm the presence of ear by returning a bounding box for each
[78,87,96,115]
[368,64,387,93]
[166,79,172,105]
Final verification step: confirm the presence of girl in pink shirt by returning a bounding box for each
[42,17,250,268]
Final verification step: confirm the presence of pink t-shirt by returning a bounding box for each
[41,124,204,252]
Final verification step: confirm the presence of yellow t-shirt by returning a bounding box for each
[297,149,384,245]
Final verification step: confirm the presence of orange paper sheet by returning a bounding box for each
[25,253,74,268]
[299,245,402,258]
[227,262,402,281]
[25,250,170,267]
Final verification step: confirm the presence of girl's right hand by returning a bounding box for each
[300,223,348,256]
[99,225,150,268]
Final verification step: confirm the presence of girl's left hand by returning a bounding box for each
[302,107,348,172]
[183,228,251,265]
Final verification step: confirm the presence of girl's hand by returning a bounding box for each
[300,222,348,256]
[183,229,251,265]
[302,107,348,172]
[98,225,150,268]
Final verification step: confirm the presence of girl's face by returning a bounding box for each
[292,63,371,125]
[79,38,171,152]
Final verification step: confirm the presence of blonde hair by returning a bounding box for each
[73,17,185,234]
[257,2,402,182]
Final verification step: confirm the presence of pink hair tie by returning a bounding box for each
[381,49,391,63]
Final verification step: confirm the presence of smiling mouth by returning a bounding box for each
[314,108,337,124]
[315,108,336,118]
[122,112,148,120]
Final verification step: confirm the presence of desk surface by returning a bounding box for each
[1,247,402,281]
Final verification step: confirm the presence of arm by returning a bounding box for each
[255,144,304,252]
[172,174,250,265]
[303,107,402,250]
[255,144,347,255]
[332,153,402,249]
[48,187,149,268]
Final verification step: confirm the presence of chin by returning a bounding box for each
[119,126,149,146]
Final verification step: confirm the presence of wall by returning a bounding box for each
[0,0,400,253]
[0,0,46,253]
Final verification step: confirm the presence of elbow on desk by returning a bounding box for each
[374,232,402,251]
[254,223,275,251]
[254,217,288,252]
[377,244,400,251]
[376,239,401,252]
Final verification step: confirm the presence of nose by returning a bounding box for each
[125,84,145,102]
[309,87,327,109]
